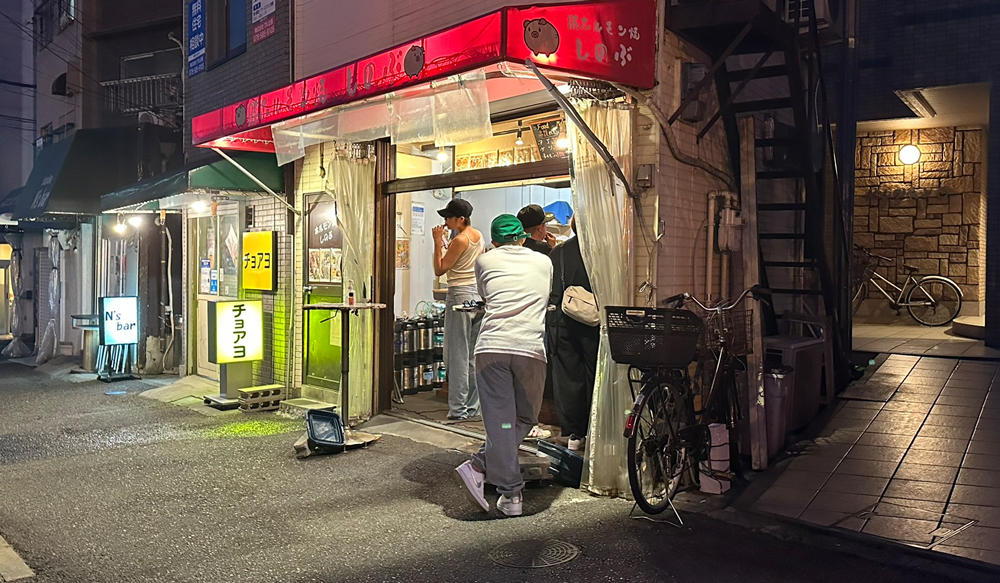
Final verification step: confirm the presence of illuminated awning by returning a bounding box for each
[191,0,656,152]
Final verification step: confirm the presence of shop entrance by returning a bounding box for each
[189,201,243,379]
[303,193,344,403]
[387,110,574,434]
[0,243,10,336]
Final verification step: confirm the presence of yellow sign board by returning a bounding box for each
[208,300,264,364]
[242,231,277,291]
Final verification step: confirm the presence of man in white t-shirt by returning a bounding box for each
[454,214,552,517]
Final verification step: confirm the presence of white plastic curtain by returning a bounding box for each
[326,156,376,422]
[1,233,29,358]
[272,69,492,166]
[569,101,633,496]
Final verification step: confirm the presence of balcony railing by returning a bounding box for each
[101,73,182,115]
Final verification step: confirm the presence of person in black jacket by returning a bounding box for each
[546,218,599,451]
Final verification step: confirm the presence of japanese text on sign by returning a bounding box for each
[187,0,206,78]
[209,300,263,364]
[242,231,277,291]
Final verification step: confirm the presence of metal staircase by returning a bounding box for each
[666,0,852,385]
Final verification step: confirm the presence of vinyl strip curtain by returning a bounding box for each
[568,101,633,496]
[326,155,377,422]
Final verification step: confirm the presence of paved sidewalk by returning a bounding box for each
[854,324,1000,358]
[752,355,1000,565]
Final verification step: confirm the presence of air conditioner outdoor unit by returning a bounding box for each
[784,0,842,33]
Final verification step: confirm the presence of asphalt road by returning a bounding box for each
[0,363,990,582]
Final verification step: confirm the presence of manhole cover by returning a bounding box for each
[489,539,580,568]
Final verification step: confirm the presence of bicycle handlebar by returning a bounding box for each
[661,285,770,312]
[855,244,892,264]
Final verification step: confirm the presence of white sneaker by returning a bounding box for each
[497,493,523,517]
[455,461,489,512]
[568,435,586,451]
[527,425,552,440]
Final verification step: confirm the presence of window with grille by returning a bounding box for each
[33,0,75,51]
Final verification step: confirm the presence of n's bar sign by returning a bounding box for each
[208,300,264,364]
[99,297,139,346]
[242,231,277,291]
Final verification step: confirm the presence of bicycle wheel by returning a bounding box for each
[906,277,963,326]
[852,281,869,316]
[627,382,687,514]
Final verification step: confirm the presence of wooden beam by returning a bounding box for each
[383,158,569,195]
[738,116,768,471]
[374,139,396,414]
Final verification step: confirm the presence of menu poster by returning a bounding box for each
[396,239,410,270]
[309,248,343,283]
[531,121,567,160]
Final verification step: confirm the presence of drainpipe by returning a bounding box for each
[706,191,717,303]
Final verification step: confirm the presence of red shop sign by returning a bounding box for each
[192,0,657,147]
[506,1,656,88]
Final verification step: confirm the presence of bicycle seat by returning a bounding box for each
[903,264,920,273]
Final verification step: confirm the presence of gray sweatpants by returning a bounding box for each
[471,352,546,497]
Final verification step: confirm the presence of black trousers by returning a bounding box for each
[547,320,600,437]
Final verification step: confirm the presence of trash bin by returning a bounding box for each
[764,335,825,430]
[764,365,793,459]
[71,314,100,373]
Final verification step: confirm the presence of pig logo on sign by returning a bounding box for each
[403,46,425,78]
[235,104,247,128]
[523,18,559,57]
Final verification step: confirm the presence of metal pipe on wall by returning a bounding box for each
[706,191,717,303]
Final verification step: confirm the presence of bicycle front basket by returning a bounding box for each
[606,306,704,368]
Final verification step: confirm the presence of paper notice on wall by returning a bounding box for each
[200,258,212,294]
[411,203,425,235]
[225,226,239,266]
[396,239,410,269]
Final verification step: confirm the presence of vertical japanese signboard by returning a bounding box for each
[242,231,277,291]
[188,0,206,78]
[99,297,139,346]
[252,0,276,44]
[208,300,264,364]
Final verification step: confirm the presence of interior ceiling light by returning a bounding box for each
[895,89,937,118]
[113,214,127,234]
[899,144,921,165]
[436,151,449,162]
[191,200,209,213]
[556,136,570,150]
[127,215,143,227]
[515,121,524,146]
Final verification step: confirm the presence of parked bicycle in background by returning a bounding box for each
[852,245,962,326]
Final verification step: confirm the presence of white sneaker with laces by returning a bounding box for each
[497,493,523,517]
[455,460,489,512]
[568,435,586,451]
[527,425,552,440]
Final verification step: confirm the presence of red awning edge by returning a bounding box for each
[191,0,657,151]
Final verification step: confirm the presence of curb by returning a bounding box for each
[0,535,33,582]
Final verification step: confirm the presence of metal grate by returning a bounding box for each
[702,309,753,356]
[489,539,580,569]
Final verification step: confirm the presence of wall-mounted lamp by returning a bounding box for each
[899,144,921,165]
[191,200,209,213]
[556,137,570,150]
[515,121,524,146]
[113,214,127,235]
[127,215,144,228]
[436,150,449,162]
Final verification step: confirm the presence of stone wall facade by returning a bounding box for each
[854,127,987,318]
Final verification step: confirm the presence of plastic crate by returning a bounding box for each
[306,409,346,454]
[606,306,703,368]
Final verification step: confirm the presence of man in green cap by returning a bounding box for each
[454,214,552,517]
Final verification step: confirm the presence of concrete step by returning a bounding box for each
[279,398,336,419]
[952,316,985,340]
[302,385,339,404]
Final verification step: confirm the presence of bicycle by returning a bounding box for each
[607,285,768,515]
[852,245,963,326]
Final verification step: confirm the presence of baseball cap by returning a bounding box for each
[491,214,529,243]
[437,198,473,219]
[517,204,546,229]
